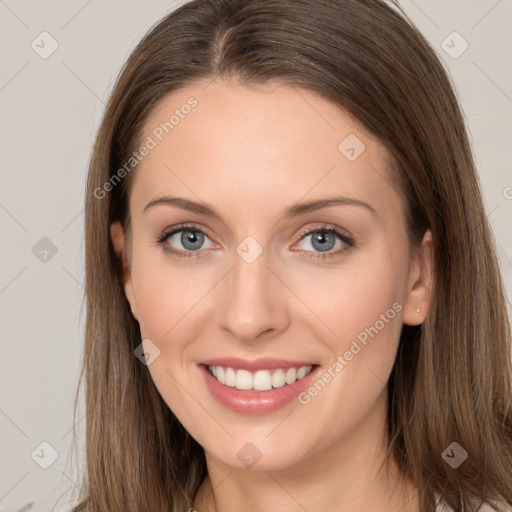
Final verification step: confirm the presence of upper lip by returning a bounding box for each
[199,357,318,371]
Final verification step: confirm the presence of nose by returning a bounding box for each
[216,245,290,344]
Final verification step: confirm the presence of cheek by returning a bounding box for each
[129,244,208,340]
[291,250,407,353]
[129,252,211,416]
[285,255,407,447]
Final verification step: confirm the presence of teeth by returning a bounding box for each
[285,367,297,384]
[225,367,236,387]
[272,368,286,388]
[208,365,314,391]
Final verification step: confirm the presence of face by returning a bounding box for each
[111,78,432,472]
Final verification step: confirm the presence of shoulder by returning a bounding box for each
[477,503,512,512]
[436,496,512,512]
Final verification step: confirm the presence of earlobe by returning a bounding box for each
[110,221,139,321]
[402,229,434,326]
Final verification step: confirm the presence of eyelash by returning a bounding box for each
[155,223,355,261]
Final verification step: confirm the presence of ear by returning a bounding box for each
[402,229,434,326]
[110,221,139,321]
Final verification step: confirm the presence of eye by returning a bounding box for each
[156,222,355,261]
[156,224,217,258]
[292,224,355,261]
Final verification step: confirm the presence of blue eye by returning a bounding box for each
[156,223,355,260]
[157,224,215,258]
[293,225,355,261]
[299,228,344,252]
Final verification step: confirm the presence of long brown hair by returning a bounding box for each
[72,0,512,510]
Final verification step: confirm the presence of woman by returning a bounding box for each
[73,0,512,510]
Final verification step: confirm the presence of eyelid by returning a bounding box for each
[158,222,214,239]
[294,223,352,243]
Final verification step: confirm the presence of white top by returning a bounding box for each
[436,496,512,512]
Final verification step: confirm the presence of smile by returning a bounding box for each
[208,365,314,391]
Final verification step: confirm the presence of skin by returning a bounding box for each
[110,77,433,512]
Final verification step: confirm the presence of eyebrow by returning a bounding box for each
[143,195,376,220]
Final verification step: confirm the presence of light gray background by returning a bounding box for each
[0,0,511,510]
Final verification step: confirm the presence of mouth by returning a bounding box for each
[197,358,321,415]
[204,364,317,391]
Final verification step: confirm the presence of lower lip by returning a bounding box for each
[198,364,320,415]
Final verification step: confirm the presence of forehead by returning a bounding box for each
[130,78,400,218]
